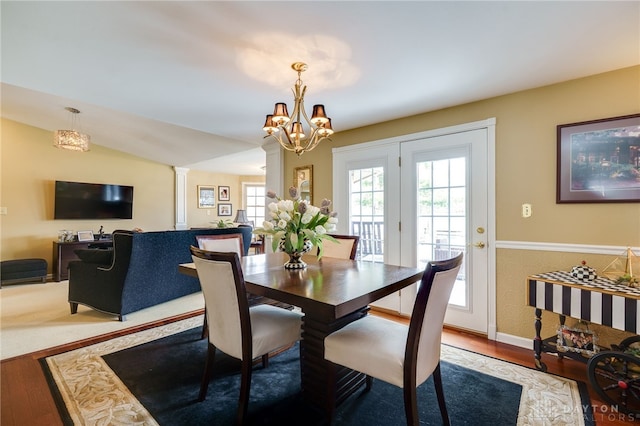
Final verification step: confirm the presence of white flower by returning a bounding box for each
[263,221,274,231]
[268,202,278,212]
[315,225,327,235]
[301,212,314,224]
[280,211,292,222]
[278,219,288,229]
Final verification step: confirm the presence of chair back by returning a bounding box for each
[190,246,251,360]
[406,252,463,387]
[320,234,360,260]
[196,233,244,257]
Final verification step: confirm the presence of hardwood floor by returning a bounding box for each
[0,310,633,425]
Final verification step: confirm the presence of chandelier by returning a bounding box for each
[54,107,90,152]
[262,62,334,156]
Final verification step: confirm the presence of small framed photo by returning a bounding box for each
[557,114,640,203]
[218,203,232,216]
[556,324,599,357]
[218,186,230,201]
[198,185,216,209]
[77,230,94,242]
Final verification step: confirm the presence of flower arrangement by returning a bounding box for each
[254,187,338,259]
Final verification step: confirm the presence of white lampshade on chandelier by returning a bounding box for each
[54,107,90,152]
[262,62,334,156]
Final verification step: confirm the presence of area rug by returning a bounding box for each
[41,316,593,425]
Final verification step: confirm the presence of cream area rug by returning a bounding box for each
[43,316,590,426]
[0,280,204,359]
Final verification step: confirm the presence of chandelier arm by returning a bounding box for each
[267,133,297,152]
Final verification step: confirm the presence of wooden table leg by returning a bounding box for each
[299,308,368,415]
[533,308,547,372]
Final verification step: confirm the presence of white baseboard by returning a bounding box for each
[495,332,533,350]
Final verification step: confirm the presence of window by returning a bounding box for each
[244,184,266,227]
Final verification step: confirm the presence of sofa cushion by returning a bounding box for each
[74,249,113,265]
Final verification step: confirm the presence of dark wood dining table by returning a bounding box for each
[179,252,423,412]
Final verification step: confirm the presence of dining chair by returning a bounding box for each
[196,233,244,256]
[196,233,246,339]
[320,234,360,260]
[324,252,464,426]
[191,246,303,425]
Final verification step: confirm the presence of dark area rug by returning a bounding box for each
[103,327,520,425]
[41,324,594,426]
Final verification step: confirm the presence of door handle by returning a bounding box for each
[473,242,486,249]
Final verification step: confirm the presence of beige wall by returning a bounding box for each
[0,119,264,270]
[284,65,640,341]
[186,170,265,228]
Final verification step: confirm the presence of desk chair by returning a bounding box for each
[324,252,463,426]
[196,233,245,339]
[320,234,360,260]
[191,247,303,425]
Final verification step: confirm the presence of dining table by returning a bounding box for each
[179,252,424,413]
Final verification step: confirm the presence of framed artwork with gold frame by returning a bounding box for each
[294,165,313,204]
[198,185,216,208]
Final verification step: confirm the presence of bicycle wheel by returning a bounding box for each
[587,351,640,415]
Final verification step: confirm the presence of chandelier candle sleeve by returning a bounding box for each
[262,62,334,156]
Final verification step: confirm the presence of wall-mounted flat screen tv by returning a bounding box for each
[54,180,134,220]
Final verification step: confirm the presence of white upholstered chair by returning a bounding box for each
[320,234,360,260]
[191,247,303,425]
[195,233,245,339]
[324,252,463,426]
[196,233,244,256]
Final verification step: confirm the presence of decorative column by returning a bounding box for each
[174,167,189,230]
[261,141,283,252]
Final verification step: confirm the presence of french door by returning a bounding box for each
[333,120,495,336]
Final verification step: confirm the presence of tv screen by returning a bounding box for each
[54,181,134,220]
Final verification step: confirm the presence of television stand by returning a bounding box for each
[52,239,113,281]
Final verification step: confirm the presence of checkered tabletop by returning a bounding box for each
[533,271,640,298]
[528,271,640,334]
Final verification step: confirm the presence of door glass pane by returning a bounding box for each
[416,157,467,307]
[349,167,384,262]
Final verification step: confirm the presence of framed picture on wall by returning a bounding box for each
[294,165,313,204]
[218,203,232,216]
[557,114,640,203]
[198,185,216,208]
[218,186,230,201]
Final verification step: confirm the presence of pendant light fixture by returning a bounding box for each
[262,62,334,156]
[54,107,90,152]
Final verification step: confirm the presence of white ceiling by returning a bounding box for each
[2,1,638,175]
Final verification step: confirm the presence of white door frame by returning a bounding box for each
[333,118,496,340]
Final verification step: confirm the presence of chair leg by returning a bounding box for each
[261,353,269,368]
[201,308,208,340]
[365,374,373,391]
[198,343,216,401]
[433,363,450,426]
[403,381,419,426]
[237,355,253,425]
[70,302,78,314]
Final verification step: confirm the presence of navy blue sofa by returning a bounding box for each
[68,227,252,320]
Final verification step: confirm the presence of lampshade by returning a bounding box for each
[54,107,90,152]
[234,209,249,224]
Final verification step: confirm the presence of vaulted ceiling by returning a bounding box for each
[2,1,638,174]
